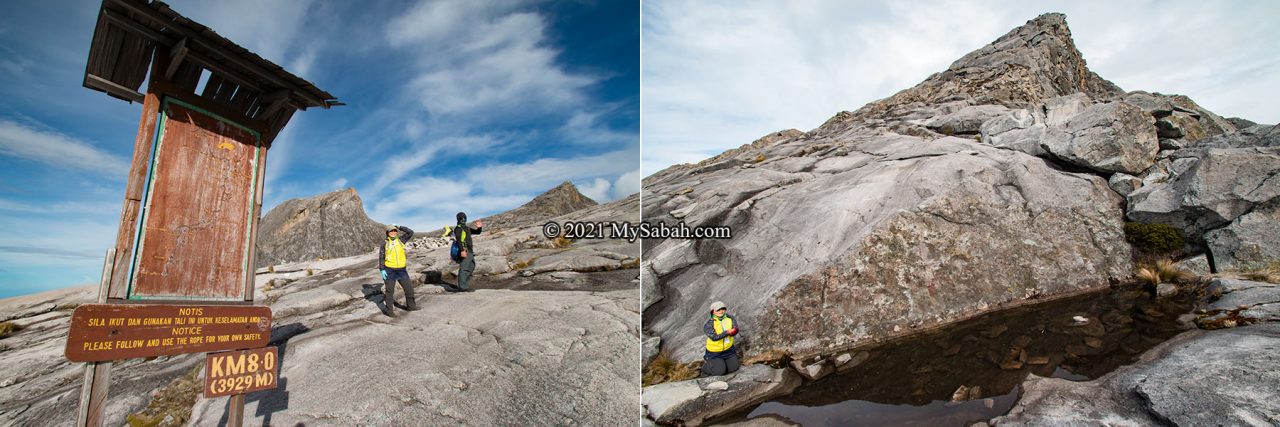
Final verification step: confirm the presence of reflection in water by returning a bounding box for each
[747,385,1019,426]
[725,286,1195,426]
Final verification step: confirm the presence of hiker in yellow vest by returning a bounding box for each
[702,301,741,376]
[378,224,419,316]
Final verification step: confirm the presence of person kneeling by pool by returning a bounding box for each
[702,301,740,376]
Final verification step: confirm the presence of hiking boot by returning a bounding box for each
[383,305,396,317]
[405,299,423,311]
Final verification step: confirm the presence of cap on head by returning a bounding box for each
[386,224,399,232]
[709,301,727,312]
[456,212,467,223]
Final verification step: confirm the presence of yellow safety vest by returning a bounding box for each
[706,316,734,352]
[384,238,406,269]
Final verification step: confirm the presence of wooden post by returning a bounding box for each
[76,249,115,427]
[228,394,245,427]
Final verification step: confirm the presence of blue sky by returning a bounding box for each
[0,0,639,298]
[643,0,1280,176]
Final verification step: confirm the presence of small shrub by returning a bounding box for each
[305,269,314,277]
[267,265,275,273]
[552,236,573,248]
[642,351,701,386]
[752,154,766,163]
[0,321,20,339]
[1124,222,1185,254]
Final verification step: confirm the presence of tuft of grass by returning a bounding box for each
[552,236,573,248]
[267,265,275,273]
[511,259,534,270]
[1240,271,1279,283]
[0,321,21,339]
[1135,259,1194,285]
[643,351,701,386]
[126,365,203,427]
[305,269,314,277]
[752,154,766,163]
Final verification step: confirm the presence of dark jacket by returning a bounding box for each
[376,225,414,271]
[451,222,482,256]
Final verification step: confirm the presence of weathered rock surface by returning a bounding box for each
[645,133,1132,362]
[1197,278,1280,327]
[1127,146,1280,242]
[642,365,800,426]
[189,289,638,426]
[924,105,1010,135]
[994,310,1280,425]
[1039,101,1158,174]
[643,13,1148,364]
[256,188,385,268]
[1206,201,1280,271]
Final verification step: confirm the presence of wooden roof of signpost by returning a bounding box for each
[83,0,341,145]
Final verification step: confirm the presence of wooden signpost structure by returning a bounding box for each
[70,1,339,426]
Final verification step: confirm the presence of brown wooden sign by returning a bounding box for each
[65,304,272,362]
[205,346,279,398]
[127,98,263,301]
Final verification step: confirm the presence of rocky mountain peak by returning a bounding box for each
[255,188,385,268]
[825,13,1123,133]
[481,181,598,230]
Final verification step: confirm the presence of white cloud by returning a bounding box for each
[464,149,638,198]
[560,109,638,145]
[577,178,612,202]
[367,134,501,196]
[642,1,1280,176]
[330,177,348,189]
[612,168,641,199]
[0,119,129,176]
[169,0,317,75]
[367,176,531,230]
[388,1,596,119]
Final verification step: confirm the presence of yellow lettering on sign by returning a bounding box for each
[225,354,245,376]
[171,326,202,336]
[254,371,273,387]
[83,341,113,351]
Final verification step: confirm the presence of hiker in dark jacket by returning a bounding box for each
[451,212,483,292]
[702,301,741,376]
[377,224,419,316]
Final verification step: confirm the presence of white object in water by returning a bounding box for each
[1071,315,1089,325]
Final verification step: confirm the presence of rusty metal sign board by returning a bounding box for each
[126,97,262,300]
[65,304,272,362]
[205,346,279,398]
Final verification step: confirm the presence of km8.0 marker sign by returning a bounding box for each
[64,304,272,362]
[205,346,279,398]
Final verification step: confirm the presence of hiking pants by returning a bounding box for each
[458,256,476,290]
[383,269,414,306]
[702,348,740,376]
